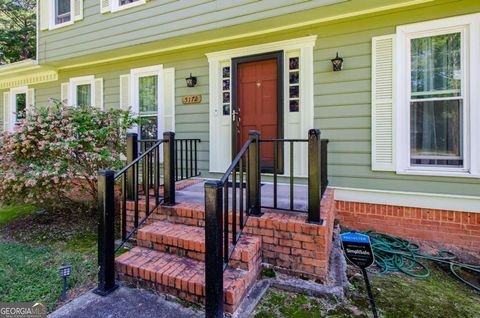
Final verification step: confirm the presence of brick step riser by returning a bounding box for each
[137,239,261,272]
[115,257,261,314]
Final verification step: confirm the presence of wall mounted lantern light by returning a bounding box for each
[331,52,344,72]
[186,73,198,87]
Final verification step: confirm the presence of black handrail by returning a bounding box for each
[205,131,261,317]
[115,140,164,253]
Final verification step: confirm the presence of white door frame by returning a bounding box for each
[206,36,317,174]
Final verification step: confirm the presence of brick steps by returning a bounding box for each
[115,246,259,313]
[137,221,262,271]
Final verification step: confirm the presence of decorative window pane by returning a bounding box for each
[289,100,299,112]
[223,104,230,116]
[409,32,464,168]
[223,67,230,78]
[289,72,299,84]
[223,79,230,91]
[289,57,299,70]
[289,86,299,99]
[55,0,71,24]
[139,75,158,113]
[411,33,461,99]
[76,84,91,107]
[223,92,230,104]
[221,64,231,116]
[287,54,300,112]
[15,93,26,121]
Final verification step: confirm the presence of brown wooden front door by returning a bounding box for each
[232,52,283,172]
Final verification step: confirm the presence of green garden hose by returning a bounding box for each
[343,230,480,292]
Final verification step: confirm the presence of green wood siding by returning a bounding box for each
[38,0,350,63]
[15,0,479,197]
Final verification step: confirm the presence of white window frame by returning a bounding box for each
[111,0,145,12]
[130,65,164,140]
[396,13,480,178]
[10,86,29,124]
[69,75,95,107]
[48,0,74,30]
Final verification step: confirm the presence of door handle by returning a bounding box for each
[232,110,240,122]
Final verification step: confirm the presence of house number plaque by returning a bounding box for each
[182,95,202,104]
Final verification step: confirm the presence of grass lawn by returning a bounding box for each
[0,205,37,225]
[254,265,480,318]
[0,205,97,312]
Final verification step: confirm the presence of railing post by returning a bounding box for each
[94,170,118,296]
[163,131,176,206]
[126,133,138,200]
[321,139,329,196]
[205,180,224,318]
[248,130,262,216]
[308,129,322,224]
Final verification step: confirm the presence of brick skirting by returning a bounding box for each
[123,188,336,282]
[336,201,480,252]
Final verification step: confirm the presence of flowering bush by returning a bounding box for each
[0,101,136,211]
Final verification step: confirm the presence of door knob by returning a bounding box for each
[232,110,239,121]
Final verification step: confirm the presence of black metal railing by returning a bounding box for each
[205,129,328,317]
[205,131,260,317]
[176,139,201,181]
[94,131,200,296]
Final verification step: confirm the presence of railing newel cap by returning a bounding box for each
[98,170,115,176]
[205,179,224,189]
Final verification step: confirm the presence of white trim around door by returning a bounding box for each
[206,35,317,174]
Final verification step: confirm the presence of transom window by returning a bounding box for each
[55,0,71,25]
[409,32,464,167]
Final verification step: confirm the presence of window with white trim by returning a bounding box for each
[40,0,82,31]
[409,31,464,168]
[61,75,104,109]
[371,13,480,178]
[3,86,34,132]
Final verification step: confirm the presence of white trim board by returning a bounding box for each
[333,187,480,213]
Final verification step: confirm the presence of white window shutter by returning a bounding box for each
[39,0,49,30]
[119,74,131,111]
[95,78,104,110]
[163,68,175,132]
[74,0,83,21]
[27,88,35,109]
[372,34,396,171]
[100,0,111,13]
[61,83,70,105]
[3,92,11,131]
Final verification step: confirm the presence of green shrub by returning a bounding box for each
[0,100,136,211]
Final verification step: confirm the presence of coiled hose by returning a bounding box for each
[348,230,480,292]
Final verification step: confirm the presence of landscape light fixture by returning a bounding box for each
[331,52,344,71]
[186,73,198,87]
[59,264,72,300]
